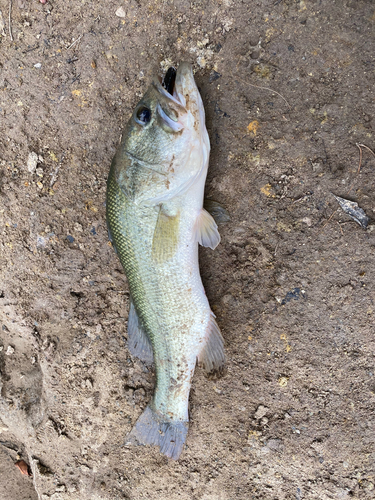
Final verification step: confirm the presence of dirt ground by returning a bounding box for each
[1,0,375,499]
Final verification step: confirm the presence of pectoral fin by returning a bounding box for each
[127,298,154,364]
[197,314,225,378]
[204,199,231,224]
[194,209,221,249]
[152,206,180,263]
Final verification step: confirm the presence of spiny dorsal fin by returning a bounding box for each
[152,206,180,263]
[194,209,221,250]
[197,314,225,378]
[127,298,154,364]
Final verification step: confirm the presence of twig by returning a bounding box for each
[356,143,363,174]
[244,80,290,108]
[337,222,344,236]
[233,74,291,108]
[356,142,375,173]
[8,0,13,42]
[67,34,83,50]
[347,143,375,193]
[319,208,339,233]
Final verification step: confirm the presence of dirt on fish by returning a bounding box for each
[0,1,375,499]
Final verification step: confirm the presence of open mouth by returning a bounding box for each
[162,67,177,96]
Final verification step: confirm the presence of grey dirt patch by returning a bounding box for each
[1,1,375,499]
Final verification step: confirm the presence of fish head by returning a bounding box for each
[114,62,210,205]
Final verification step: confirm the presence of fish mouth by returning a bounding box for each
[162,67,177,96]
[153,62,197,111]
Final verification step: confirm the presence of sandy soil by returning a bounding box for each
[1,0,375,499]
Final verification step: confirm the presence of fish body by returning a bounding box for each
[106,63,225,459]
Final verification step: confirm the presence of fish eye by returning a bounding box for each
[136,106,152,125]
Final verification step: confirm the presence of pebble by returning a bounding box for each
[267,438,282,451]
[254,405,269,419]
[0,419,9,432]
[6,345,15,356]
[34,63,42,69]
[115,6,126,18]
[27,152,38,173]
[278,376,288,387]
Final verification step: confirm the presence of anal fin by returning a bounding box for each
[127,298,154,364]
[194,209,221,250]
[198,314,225,378]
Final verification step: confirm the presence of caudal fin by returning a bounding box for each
[125,406,188,460]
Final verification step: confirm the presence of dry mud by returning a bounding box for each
[1,1,375,499]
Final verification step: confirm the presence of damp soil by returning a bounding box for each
[1,1,375,499]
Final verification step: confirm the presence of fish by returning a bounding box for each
[106,62,225,460]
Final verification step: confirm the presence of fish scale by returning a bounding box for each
[106,62,225,459]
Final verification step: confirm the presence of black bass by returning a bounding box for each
[106,62,225,460]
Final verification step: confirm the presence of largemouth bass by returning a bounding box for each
[106,62,225,460]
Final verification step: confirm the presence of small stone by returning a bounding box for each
[254,405,269,419]
[15,460,31,476]
[50,494,63,500]
[66,235,75,243]
[115,6,126,17]
[55,485,66,492]
[0,420,9,432]
[6,345,15,356]
[37,235,47,248]
[34,63,42,69]
[278,376,288,387]
[85,378,93,389]
[27,152,38,173]
[74,222,83,232]
[267,438,282,451]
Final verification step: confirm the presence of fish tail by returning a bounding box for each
[126,406,188,460]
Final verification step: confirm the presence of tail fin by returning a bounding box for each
[125,406,188,460]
